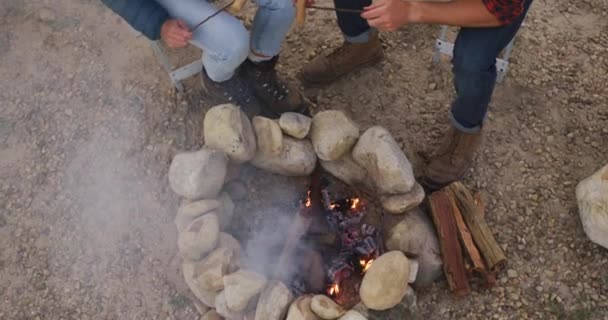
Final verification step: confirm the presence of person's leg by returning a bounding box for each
[422,0,533,190]
[450,0,533,131]
[300,0,383,87]
[156,0,249,82]
[240,0,304,116]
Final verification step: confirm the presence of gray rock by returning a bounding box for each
[168,148,228,200]
[279,112,312,139]
[408,259,419,284]
[352,126,415,195]
[576,163,608,249]
[310,295,345,319]
[380,183,425,214]
[286,295,321,320]
[255,280,294,320]
[201,310,223,320]
[319,153,368,188]
[223,270,267,312]
[223,179,248,201]
[367,287,421,320]
[339,310,367,320]
[216,290,244,320]
[360,251,410,311]
[183,260,220,308]
[253,116,283,156]
[219,192,235,230]
[383,209,443,287]
[250,137,317,176]
[311,110,359,161]
[175,199,222,233]
[204,104,257,164]
[177,213,220,261]
[193,246,239,292]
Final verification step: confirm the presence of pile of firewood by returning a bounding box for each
[428,182,507,297]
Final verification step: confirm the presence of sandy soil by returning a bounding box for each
[0,0,607,319]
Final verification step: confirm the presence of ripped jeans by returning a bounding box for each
[156,0,295,82]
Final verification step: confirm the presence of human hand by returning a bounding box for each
[160,19,192,48]
[361,0,413,32]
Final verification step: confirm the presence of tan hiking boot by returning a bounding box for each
[421,127,483,191]
[300,33,384,87]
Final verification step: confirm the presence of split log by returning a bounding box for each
[428,191,470,297]
[448,194,486,276]
[448,182,507,272]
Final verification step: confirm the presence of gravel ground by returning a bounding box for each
[1,0,607,319]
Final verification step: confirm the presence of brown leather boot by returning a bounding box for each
[300,32,384,87]
[421,127,483,191]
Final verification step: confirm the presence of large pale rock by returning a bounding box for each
[204,104,257,163]
[219,192,235,230]
[367,287,420,320]
[178,213,220,260]
[339,311,367,320]
[383,208,443,287]
[408,259,419,284]
[380,183,425,214]
[286,295,321,320]
[250,137,317,176]
[360,251,410,311]
[311,110,359,161]
[201,310,223,320]
[169,148,228,199]
[310,295,345,319]
[216,290,244,320]
[223,270,267,312]
[319,153,368,187]
[352,126,415,195]
[183,260,220,307]
[255,281,294,320]
[576,164,608,249]
[175,199,222,233]
[279,112,312,139]
[193,245,240,292]
[253,116,283,156]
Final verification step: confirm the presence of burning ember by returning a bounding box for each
[359,258,373,273]
[328,283,340,296]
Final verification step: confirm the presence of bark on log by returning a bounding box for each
[449,194,487,275]
[428,191,471,297]
[448,182,507,272]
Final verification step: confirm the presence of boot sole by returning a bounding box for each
[299,53,384,88]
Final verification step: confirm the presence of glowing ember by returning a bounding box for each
[360,259,373,273]
[329,203,337,210]
[350,198,360,209]
[304,190,312,207]
[328,283,340,296]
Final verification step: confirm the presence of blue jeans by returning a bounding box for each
[333,0,533,131]
[157,0,295,82]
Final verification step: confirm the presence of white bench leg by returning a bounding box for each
[149,41,185,92]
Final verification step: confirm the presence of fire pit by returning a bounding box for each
[168,105,434,320]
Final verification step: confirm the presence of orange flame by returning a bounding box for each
[351,198,360,209]
[360,259,373,272]
[329,203,337,210]
[328,283,340,296]
[304,190,312,207]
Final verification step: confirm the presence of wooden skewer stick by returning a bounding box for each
[296,0,307,27]
[228,0,248,14]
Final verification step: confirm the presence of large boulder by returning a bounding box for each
[201,310,223,320]
[279,112,312,139]
[255,280,294,320]
[286,295,321,320]
[168,148,227,199]
[178,213,220,261]
[319,153,368,188]
[339,311,367,320]
[367,287,421,320]
[380,183,425,214]
[191,245,240,292]
[576,163,608,249]
[250,137,317,176]
[223,270,268,312]
[383,209,443,287]
[204,104,257,163]
[359,251,410,311]
[352,126,415,195]
[310,295,346,319]
[253,116,283,156]
[216,290,244,320]
[175,199,222,233]
[310,110,359,161]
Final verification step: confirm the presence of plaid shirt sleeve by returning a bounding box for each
[482,0,526,25]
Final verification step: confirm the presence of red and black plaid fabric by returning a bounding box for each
[482,0,526,25]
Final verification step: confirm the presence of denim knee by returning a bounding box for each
[202,23,249,81]
[255,0,293,10]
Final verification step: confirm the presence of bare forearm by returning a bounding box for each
[408,0,502,27]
